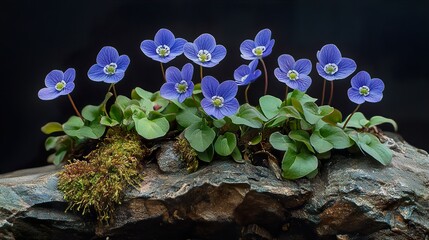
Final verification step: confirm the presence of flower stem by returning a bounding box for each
[342,104,361,130]
[200,65,203,81]
[191,94,204,117]
[260,58,268,95]
[111,84,117,98]
[244,84,251,104]
[321,79,326,105]
[160,62,166,82]
[284,85,289,102]
[328,81,334,106]
[67,94,82,119]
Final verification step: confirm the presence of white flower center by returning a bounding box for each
[198,50,212,62]
[156,45,171,57]
[103,63,117,75]
[240,74,249,82]
[287,70,299,80]
[175,80,189,93]
[211,96,224,108]
[252,46,266,56]
[324,63,338,75]
[359,86,370,96]
[55,80,67,91]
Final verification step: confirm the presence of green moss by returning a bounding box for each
[57,127,147,223]
[174,136,198,173]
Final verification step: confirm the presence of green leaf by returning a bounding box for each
[197,144,214,162]
[109,103,124,122]
[193,83,202,94]
[279,106,302,119]
[349,132,392,165]
[176,108,202,128]
[248,134,262,146]
[63,116,98,139]
[339,112,367,129]
[133,87,153,100]
[41,122,63,134]
[310,133,333,153]
[302,102,333,124]
[282,148,318,180]
[184,122,216,152]
[322,108,342,125]
[100,116,119,127]
[229,104,267,128]
[45,136,59,151]
[368,116,398,131]
[134,117,169,139]
[289,130,314,153]
[214,132,237,156]
[269,132,296,151]
[53,149,67,166]
[231,146,244,163]
[259,95,283,119]
[287,90,317,105]
[213,118,226,128]
[82,105,101,121]
[310,124,354,153]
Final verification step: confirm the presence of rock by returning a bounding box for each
[156,141,186,173]
[0,133,428,240]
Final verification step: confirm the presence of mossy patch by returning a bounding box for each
[174,135,198,173]
[57,127,147,223]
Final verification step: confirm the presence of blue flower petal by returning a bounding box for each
[278,54,295,72]
[96,46,119,66]
[347,88,365,104]
[45,70,64,87]
[234,65,250,81]
[154,28,175,46]
[316,63,335,81]
[165,66,182,84]
[169,38,187,57]
[194,33,216,52]
[217,80,238,102]
[295,59,312,75]
[88,65,107,82]
[209,45,227,64]
[160,82,180,101]
[184,43,199,61]
[240,40,256,60]
[318,44,341,65]
[38,87,61,100]
[274,68,289,83]
[220,98,239,117]
[63,82,75,95]
[249,69,262,83]
[334,58,357,79]
[262,39,275,58]
[285,79,300,90]
[103,72,125,84]
[201,76,219,99]
[140,40,159,58]
[364,92,383,103]
[369,78,385,93]
[201,98,216,116]
[181,63,194,82]
[63,68,76,83]
[116,55,130,71]
[211,108,224,120]
[351,71,371,89]
[296,75,312,92]
[255,29,272,46]
[248,59,259,71]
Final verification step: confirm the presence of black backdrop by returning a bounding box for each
[1,0,428,173]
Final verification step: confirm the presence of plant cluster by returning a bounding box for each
[40,28,397,180]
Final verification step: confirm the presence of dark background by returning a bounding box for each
[1,0,428,173]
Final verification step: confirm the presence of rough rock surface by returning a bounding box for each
[1,133,428,240]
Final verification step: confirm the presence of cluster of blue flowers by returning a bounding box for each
[38,28,385,121]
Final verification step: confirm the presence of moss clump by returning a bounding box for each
[173,135,198,173]
[57,127,147,223]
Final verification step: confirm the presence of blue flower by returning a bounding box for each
[184,33,226,68]
[140,28,187,63]
[316,44,357,81]
[160,63,194,103]
[87,46,130,83]
[274,54,312,92]
[200,76,239,119]
[38,68,76,100]
[240,28,275,60]
[347,71,384,104]
[233,60,262,86]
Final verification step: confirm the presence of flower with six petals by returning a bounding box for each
[87,46,130,83]
[184,34,227,68]
[274,54,312,92]
[240,28,275,60]
[140,28,187,63]
[233,60,262,86]
[316,44,357,81]
[160,63,195,103]
[347,71,384,104]
[38,68,76,100]
[200,76,239,119]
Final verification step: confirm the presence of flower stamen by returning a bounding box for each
[359,86,370,96]
[175,80,189,93]
[211,96,224,108]
[197,50,212,63]
[103,63,118,75]
[287,70,299,80]
[156,45,171,57]
[252,46,266,57]
[324,63,339,75]
[55,80,67,91]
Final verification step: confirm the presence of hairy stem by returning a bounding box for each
[245,84,251,104]
[160,62,166,82]
[200,65,203,81]
[68,94,82,119]
[260,58,268,95]
[328,81,334,106]
[342,104,361,129]
[284,85,289,102]
[321,79,326,105]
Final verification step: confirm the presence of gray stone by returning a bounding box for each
[0,133,428,240]
[156,141,186,173]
